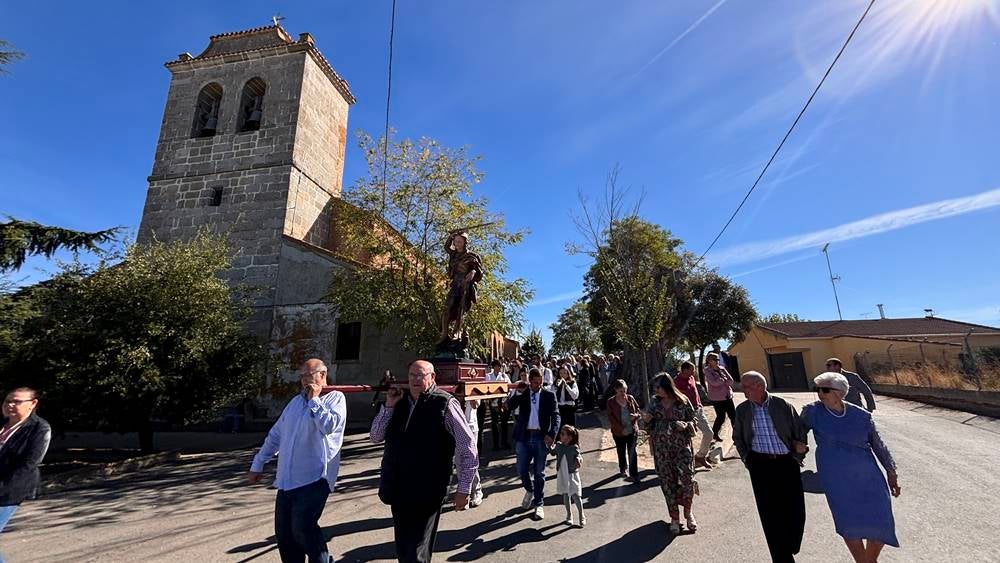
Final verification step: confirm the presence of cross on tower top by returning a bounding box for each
[271,13,286,26]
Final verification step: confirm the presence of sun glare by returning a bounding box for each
[796,0,1000,94]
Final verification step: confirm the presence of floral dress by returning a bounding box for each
[646,398,697,519]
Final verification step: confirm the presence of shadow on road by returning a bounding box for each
[559,520,676,562]
[228,516,396,562]
[15,450,261,534]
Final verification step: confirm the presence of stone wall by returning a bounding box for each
[147,53,305,179]
[139,166,291,305]
[293,54,349,199]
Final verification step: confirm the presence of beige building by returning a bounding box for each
[729,317,1000,390]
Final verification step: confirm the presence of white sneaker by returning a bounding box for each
[521,490,533,509]
[533,505,545,519]
[579,513,587,527]
[470,492,483,508]
[564,514,573,525]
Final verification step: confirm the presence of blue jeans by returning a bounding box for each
[274,479,330,563]
[0,505,17,533]
[516,434,548,507]
[0,505,17,563]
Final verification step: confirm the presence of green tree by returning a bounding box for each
[573,168,686,402]
[521,327,546,359]
[682,272,758,380]
[1,217,118,272]
[549,300,601,356]
[760,312,807,323]
[328,132,531,356]
[0,39,24,74]
[0,234,267,452]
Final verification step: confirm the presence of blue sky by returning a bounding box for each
[3,1,999,345]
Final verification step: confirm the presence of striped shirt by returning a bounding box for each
[370,390,478,494]
[750,397,790,455]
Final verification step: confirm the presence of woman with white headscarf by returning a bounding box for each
[802,372,901,563]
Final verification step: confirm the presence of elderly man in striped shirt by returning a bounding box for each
[734,371,809,563]
[371,359,478,563]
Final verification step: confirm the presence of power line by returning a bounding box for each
[699,0,877,260]
[380,0,398,212]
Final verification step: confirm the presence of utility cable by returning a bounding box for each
[381,0,398,212]
[699,0,877,260]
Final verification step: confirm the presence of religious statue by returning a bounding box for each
[438,230,484,355]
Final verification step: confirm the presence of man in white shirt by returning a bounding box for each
[248,359,347,563]
[507,369,560,519]
[531,355,554,390]
[486,360,512,450]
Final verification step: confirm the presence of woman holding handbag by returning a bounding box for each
[606,379,641,482]
[642,374,698,534]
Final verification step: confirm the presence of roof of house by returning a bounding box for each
[758,317,1000,338]
[165,24,356,104]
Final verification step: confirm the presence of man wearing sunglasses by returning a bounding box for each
[824,358,876,412]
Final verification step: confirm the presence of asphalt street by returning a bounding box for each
[3,393,999,562]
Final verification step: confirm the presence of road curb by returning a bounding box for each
[41,449,182,495]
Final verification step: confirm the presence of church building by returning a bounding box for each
[136,24,412,421]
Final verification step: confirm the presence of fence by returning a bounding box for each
[853,341,1000,392]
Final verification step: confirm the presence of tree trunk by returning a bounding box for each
[640,355,651,406]
[697,344,708,388]
[138,423,155,454]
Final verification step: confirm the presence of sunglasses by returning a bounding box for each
[816,387,835,394]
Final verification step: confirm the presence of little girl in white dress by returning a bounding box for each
[551,424,585,526]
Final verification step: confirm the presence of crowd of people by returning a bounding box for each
[237,352,900,563]
[0,351,899,563]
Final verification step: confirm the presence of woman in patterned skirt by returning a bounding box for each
[642,374,698,534]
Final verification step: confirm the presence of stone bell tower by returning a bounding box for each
[137,24,415,418]
[138,24,355,306]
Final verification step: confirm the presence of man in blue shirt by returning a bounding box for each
[248,359,347,563]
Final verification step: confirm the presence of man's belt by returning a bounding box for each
[749,450,791,460]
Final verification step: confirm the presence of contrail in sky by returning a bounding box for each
[708,187,1000,267]
[628,0,729,80]
[529,290,583,307]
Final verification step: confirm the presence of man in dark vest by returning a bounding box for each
[370,360,478,562]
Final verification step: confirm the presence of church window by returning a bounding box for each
[209,187,224,206]
[191,82,223,138]
[237,78,266,132]
[335,321,362,361]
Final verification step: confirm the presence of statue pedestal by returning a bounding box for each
[431,358,487,386]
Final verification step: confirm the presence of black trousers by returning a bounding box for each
[710,398,737,437]
[612,433,638,478]
[558,404,576,428]
[391,502,443,563]
[747,452,806,563]
[489,403,510,449]
[274,478,330,563]
[476,402,487,452]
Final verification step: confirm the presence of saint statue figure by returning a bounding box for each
[440,231,484,344]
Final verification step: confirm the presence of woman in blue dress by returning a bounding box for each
[802,372,902,563]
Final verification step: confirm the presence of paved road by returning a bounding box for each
[3,393,999,562]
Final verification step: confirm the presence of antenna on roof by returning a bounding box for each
[821,243,843,321]
[272,13,286,26]
[924,308,935,318]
